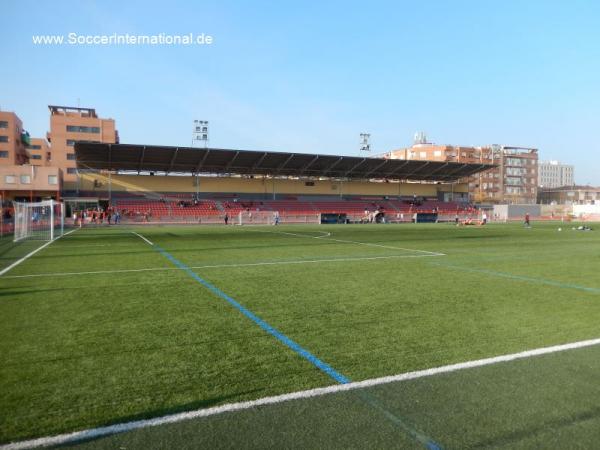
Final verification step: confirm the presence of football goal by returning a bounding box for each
[237,211,321,225]
[13,200,65,242]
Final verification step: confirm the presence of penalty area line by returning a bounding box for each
[2,253,441,279]
[131,231,154,246]
[3,337,600,450]
[253,228,445,256]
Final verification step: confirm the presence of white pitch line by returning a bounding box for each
[0,229,78,277]
[256,229,445,256]
[131,231,154,246]
[2,254,439,279]
[324,236,445,256]
[4,336,600,450]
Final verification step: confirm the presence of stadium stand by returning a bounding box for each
[102,194,473,223]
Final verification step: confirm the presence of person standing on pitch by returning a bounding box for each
[524,213,530,227]
[224,213,229,225]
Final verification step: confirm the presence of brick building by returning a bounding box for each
[47,105,119,189]
[383,138,538,204]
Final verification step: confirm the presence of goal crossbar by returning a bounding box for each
[13,200,65,242]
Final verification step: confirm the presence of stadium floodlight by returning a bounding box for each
[13,200,64,242]
[359,133,371,153]
[192,120,209,148]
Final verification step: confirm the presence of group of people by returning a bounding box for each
[73,208,121,227]
[363,208,385,224]
[456,211,488,226]
[455,212,533,227]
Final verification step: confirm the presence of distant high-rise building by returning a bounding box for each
[383,139,538,204]
[538,160,574,188]
[47,105,118,188]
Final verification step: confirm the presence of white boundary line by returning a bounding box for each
[131,231,154,246]
[0,229,77,277]
[2,254,439,279]
[3,336,600,450]
[253,228,445,256]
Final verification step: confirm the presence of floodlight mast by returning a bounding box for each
[359,133,371,155]
[192,120,209,148]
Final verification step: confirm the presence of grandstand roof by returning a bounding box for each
[74,143,495,182]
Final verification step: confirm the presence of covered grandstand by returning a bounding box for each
[73,143,495,223]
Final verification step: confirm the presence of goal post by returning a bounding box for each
[237,211,320,225]
[13,200,65,242]
[238,211,278,225]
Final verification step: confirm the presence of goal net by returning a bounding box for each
[13,200,65,242]
[238,211,279,225]
[238,211,321,225]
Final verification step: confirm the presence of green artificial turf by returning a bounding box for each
[1,222,600,446]
[66,343,600,450]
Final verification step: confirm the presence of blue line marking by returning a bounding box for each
[154,245,350,384]
[150,241,443,449]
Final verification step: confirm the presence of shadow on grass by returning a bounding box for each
[0,240,25,258]
[471,405,600,448]
[53,389,265,448]
[0,287,71,298]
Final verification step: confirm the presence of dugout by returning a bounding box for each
[415,212,438,223]
[321,213,348,224]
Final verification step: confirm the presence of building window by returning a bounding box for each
[67,153,76,160]
[0,135,8,143]
[67,168,78,174]
[0,151,8,158]
[20,174,31,184]
[5,175,16,184]
[0,121,8,129]
[66,125,100,133]
[434,150,442,157]
[27,144,42,150]
[31,154,42,160]
[48,175,58,185]
[67,139,100,146]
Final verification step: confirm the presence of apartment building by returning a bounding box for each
[47,105,118,188]
[0,164,62,201]
[538,160,574,188]
[27,138,51,167]
[0,111,30,166]
[384,140,538,204]
[538,185,600,205]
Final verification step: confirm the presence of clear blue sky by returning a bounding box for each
[2,0,599,184]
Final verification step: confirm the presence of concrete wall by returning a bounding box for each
[573,204,600,217]
[493,204,541,219]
